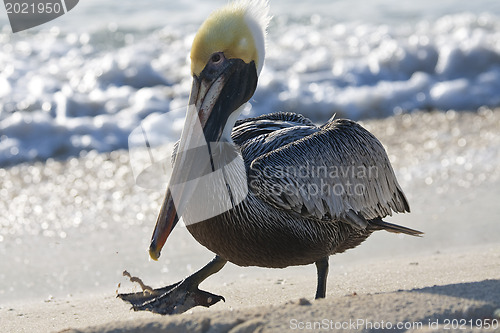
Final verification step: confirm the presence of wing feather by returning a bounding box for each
[249,119,409,222]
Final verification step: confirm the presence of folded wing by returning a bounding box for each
[248,119,410,227]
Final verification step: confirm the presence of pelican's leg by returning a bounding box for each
[118,255,227,315]
[314,257,329,299]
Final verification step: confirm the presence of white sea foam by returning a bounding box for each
[1,2,500,166]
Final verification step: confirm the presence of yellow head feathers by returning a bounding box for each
[191,0,270,77]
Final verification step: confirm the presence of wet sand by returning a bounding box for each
[1,109,499,332]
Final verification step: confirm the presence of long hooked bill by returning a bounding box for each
[148,78,214,260]
[148,57,256,261]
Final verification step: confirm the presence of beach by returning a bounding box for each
[2,244,500,333]
[1,109,499,332]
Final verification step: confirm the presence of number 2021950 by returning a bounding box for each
[5,2,63,14]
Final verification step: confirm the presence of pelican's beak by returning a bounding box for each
[149,54,257,261]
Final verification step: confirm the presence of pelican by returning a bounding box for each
[119,0,422,314]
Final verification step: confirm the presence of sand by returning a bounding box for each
[1,245,499,332]
[1,109,499,332]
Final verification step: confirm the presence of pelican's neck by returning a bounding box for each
[221,104,245,142]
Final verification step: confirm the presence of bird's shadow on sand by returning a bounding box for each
[408,279,500,304]
[404,279,500,322]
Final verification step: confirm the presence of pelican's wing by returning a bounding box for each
[248,119,409,226]
[172,112,315,166]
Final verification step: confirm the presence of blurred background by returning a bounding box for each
[0,0,499,305]
[1,0,500,165]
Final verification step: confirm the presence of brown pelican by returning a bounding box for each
[119,0,422,314]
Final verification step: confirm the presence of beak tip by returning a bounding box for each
[149,243,161,261]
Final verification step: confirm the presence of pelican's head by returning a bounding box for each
[188,0,270,143]
[149,1,271,261]
[191,0,269,79]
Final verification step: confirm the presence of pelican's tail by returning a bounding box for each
[369,218,423,237]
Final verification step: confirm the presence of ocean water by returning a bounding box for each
[1,0,500,166]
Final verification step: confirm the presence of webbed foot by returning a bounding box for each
[118,279,224,315]
[118,256,227,315]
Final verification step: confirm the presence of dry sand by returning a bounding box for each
[1,245,499,332]
[1,109,499,332]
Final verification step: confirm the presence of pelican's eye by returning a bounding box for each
[202,52,227,78]
[210,52,224,65]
